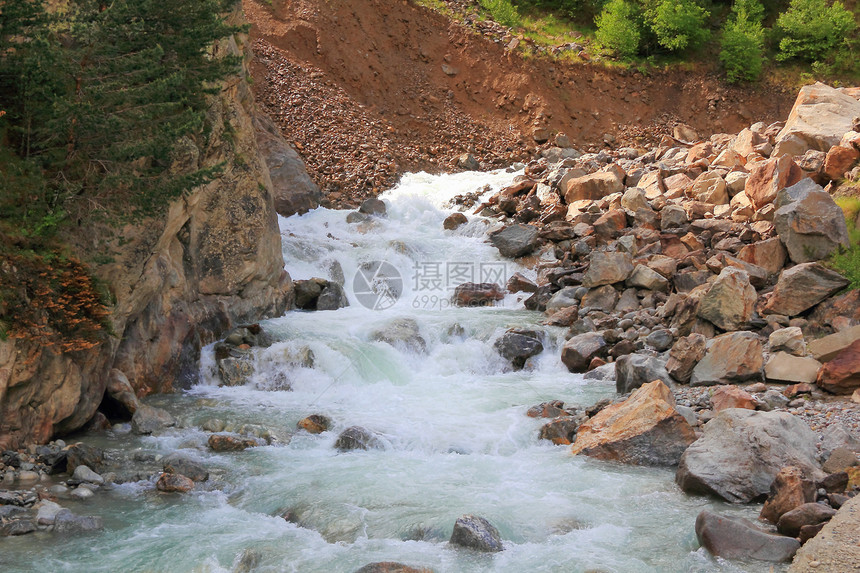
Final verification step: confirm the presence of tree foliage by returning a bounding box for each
[595,0,642,56]
[775,0,857,62]
[644,0,711,52]
[719,0,765,82]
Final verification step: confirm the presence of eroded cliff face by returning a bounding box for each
[0,7,308,449]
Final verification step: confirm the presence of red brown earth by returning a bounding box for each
[244,0,795,207]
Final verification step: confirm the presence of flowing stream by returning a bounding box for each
[1,170,785,573]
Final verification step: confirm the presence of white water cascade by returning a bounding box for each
[0,170,782,573]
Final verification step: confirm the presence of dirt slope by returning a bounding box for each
[245,0,795,206]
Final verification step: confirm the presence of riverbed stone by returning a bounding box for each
[452,282,505,307]
[156,473,195,493]
[666,334,708,384]
[162,454,209,482]
[207,434,258,452]
[817,339,860,394]
[371,318,427,353]
[764,352,822,384]
[777,503,837,537]
[760,466,817,524]
[72,465,104,485]
[335,426,382,452]
[697,267,757,331]
[54,509,103,533]
[773,179,851,263]
[131,404,177,435]
[65,444,103,474]
[489,224,539,258]
[539,416,583,445]
[494,332,543,370]
[297,414,332,434]
[354,563,433,573]
[316,282,349,310]
[764,263,850,316]
[1,518,37,536]
[449,515,504,552]
[695,510,800,563]
[561,332,607,373]
[443,212,468,230]
[690,331,763,386]
[676,409,821,503]
[571,380,696,466]
[615,353,672,394]
[582,251,634,288]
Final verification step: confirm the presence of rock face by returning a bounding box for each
[697,267,756,331]
[788,495,860,573]
[695,510,800,563]
[449,515,504,552]
[774,82,860,156]
[690,331,763,386]
[571,380,696,466]
[773,179,851,263]
[817,339,860,395]
[763,263,849,316]
[489,224,539,257]
[676,409,821,503]
[0,10,292,449]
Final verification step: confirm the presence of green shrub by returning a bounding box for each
[830,197,860,289]
[645,0,710,52]
[480,0,521,27]
[775,0,857,62]
[595,0,642,57]
[719,0,765,82]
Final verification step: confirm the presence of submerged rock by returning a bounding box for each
[334,426,382,451]
[156,473,195,493]
[354,563,434,573]
[297,414,332,434]
[162,454,209,482]
[370,318,427,353]
[131,404,177,435]
[494,332,543,370]
[207,434,259,452]
[449,515,504,552]
[451,282,504,307]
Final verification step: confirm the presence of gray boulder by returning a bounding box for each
[449,515,504,552]
[615,353,672,394]
[162,454,209,482]
[697,267,757,331]
[764,263,849,316]
[773,179,850,263]
[695,510,800,563]
[561,332,607,373]
[690,331,763,386]
[371,318,426,353]
[54,510,104,533]
[131,404,177,435]
[489,224,539,258]
[334,426,383,452]
[494,332,543,370]
[773,82,860,156]
[677,409,822,503]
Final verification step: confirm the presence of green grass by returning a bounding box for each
[830,196,860,289]
[479,0,521,28]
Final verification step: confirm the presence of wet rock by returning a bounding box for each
[773,179,850,263]
[666,334,708,384]
[297,414,332,434]
[695,510,800,563]
[443,213,468,230]
[1,518,37,536]
[233,548,263,573]
[217,354,254,387]
[335,426,382,451]
[539,417,583,445]
[676,409,821,503]
[764,352,822,384]
[494,332,543,370]
[452,282,504,307]
[697,267,756,331]
[817,339,860,394]
[760,466,817,524]
[582,251,634,288]
[358,198,387,216]
[65,444,104,474]
[506,272,537,293]
[371,318,427,353]
[710,385,756,411]
[561,332,607,373]
[777,503,837,537]
[745,155,803,210]
[449,515,503,552]
[563,172,624,202]
[527,400,567,418]
[156,472,195,493]
[690,331,763,386]
[54,509,104,533]
[72,465,104,485]
[571,380,696,466]
[615,353,672,394]
[207,434,259,452]
[162,454,209,482]
[106,368,139,416]
[35,500,63,526]
[764,263,849,316]
[489,224,539,258]
[809,325,860,362]
[131,404,177,435]
[354,563,433,573]
[316,282,349,310]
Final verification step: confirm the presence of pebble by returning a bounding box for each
[70,487,94,500]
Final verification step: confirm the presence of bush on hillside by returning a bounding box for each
[719,0,765,82]
[644,0,710,52]
[595,0,642,57]
[775,0,857,62]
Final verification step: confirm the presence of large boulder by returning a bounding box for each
[809,325,860,362]
[564,172,624,202]
[449,515,503,552]
[773,82,860,157]
[570,380,696,466]
[690,171,729,205]
[773,179,850,263]
[489,224,539,258]
[697,267,757,331]
[582,251,634,288]
[690,331,763,386]
[561,332,607,373]
[494,332,543,370]
[666,334,708,384]
[695,510,800,563]
[777,503,837,537]
[764,352,822,384]
[760,466,817,524]
[615,353,672,394]
[676,409,821,503]
[737,237,788,275]
[817,339,860,395]
[334,426,383,451]
[744,155,803,211]
[452,282,504,307]
[763,263,849,316]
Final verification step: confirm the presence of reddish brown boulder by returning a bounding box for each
[452,283,505,307]
[777,503,836,537]
[745,155,803,210]
[156,473,195,493]
[297,414,331,434]
[736,237,787,275]
[817,339,860,395]
[571,380,696,466]
[823,144,859,180]
[539,417,582,445]
[710,385,757,412]
[207,434,258,452]
[760,466,817,524]
[592,209,627,237]
[564,172,624,202]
